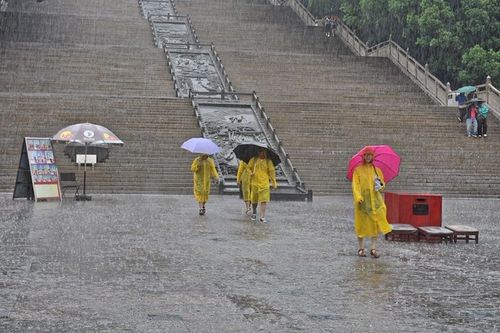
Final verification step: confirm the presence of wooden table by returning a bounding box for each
[417,226,454,243]
[385,224,419,241]
[445,225,479,243]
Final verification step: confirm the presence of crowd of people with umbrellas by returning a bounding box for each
[455,85,490,138]
[181,138,279,223]
[182,137,401,258]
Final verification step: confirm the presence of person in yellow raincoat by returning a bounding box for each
[236,160,252,215]
[191,154,220,215]
[247,149,277,223]
[352,147,392,258]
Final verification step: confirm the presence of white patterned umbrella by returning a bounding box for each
[51,123,124,200]
[52,122,124,146]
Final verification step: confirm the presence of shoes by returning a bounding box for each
[251,214,257,221]
[370,249,380,258]
[199,208,206,216]
[357,249,367,257]
[472,134,478,138]
[260,217,268,223]
[467,134,471,137]
[245,208,252,216]
[483,134,487,137]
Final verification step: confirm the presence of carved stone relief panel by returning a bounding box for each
[153,22,190,48]
[140,1,175,19]
[169,53,224,97]
[197,105,284,178]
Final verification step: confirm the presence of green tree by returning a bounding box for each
[416,0,460,83]
[339,0,362,29]
[387,0,419,48]
[301,0,499,85]
[459,45,500,85]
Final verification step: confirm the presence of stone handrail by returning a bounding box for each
[268,0,316,26]
[273,0,499,118]
[189,90,308,192]
[187,91,309,195]
[476,77,500,118]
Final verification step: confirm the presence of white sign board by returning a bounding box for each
[76,154,97,165]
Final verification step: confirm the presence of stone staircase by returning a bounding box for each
[175,0,500,197]
[0,0,202,195]
[0,94,200,194]
[2,0,499,197]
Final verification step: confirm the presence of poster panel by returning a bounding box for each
[25,137,61,201]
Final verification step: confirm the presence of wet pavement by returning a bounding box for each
[0,193,498,332]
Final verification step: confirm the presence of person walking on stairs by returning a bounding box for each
[191,154,220,215]
[456,92,468,122]
[248,148,277,223]
[477,101,489,137]
[465,101,479,137]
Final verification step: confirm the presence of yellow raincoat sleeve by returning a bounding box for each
[236,161,245,184]
[352,167,363,203]
[268,159,277,189]
[208,158,219,179]
[191,157,200,172]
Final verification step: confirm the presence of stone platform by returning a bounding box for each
[0,194,498,332]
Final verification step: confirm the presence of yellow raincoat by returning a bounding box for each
[248,156,277,203]
[236,161,251,201]
[352,163,392,237]
[191,156,219,203]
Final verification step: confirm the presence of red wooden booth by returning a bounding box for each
[384,192,442,227]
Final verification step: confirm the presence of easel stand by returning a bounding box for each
[76,144,93,201]
[76,170,91,201]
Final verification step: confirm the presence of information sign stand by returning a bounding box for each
[13,137,62,202]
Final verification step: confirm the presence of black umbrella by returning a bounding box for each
[233,142,281,166]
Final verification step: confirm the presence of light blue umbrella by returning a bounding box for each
[181,137,221,154]
[456,85,476,94]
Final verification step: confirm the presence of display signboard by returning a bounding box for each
[13,137,62,201]
[76,154,97,165]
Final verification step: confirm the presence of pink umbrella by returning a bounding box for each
[346,145,401,183]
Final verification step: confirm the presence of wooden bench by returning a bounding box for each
[385,224,419,242]
[417,226,454,243]
[59,172,80,199]
[445,225,479,244]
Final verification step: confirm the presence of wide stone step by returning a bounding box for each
[6,0,142,18]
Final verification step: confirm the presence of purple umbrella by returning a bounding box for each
[181,137,221,155]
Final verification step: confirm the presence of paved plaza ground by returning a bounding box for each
[0,193,498,332]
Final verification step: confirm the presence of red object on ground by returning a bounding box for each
[384,192,442,227]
